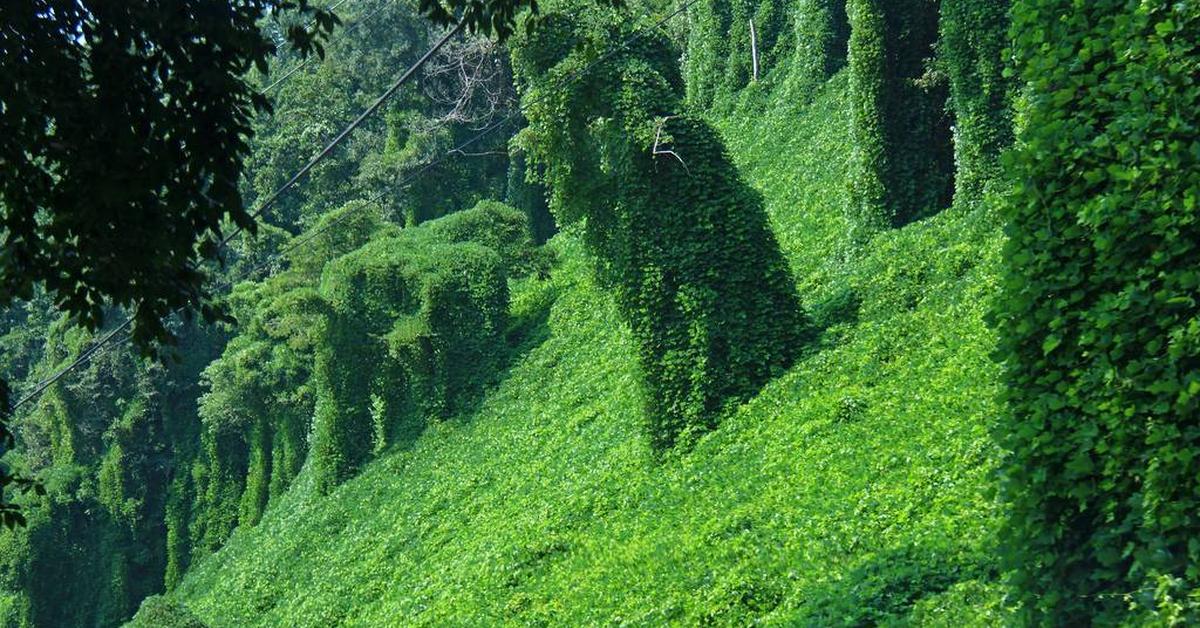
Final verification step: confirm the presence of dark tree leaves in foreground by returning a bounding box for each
[0,0,339,523]
[0,0,339,356]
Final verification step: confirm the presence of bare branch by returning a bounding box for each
[652,116,691,175]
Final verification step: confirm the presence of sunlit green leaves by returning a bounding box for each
[995,0,1200,622]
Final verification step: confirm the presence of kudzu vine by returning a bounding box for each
[995,1,1200,622]
[513,6,809,450]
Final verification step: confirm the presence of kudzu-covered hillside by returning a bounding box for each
[0,0,1196,626]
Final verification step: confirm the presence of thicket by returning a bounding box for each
[192,279,332,554]
[995,1,1200,622]
[0,197,533,624]
[0,318,223,627]
[0,1,528,622]
[513,7,808,450]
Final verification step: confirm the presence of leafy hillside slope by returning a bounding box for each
[160,71,1009,625]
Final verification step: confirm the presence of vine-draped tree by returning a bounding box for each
[995,1,1200,622]
[512,6,809,450]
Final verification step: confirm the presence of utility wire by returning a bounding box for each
[222,18,467,246]
[261,0,390,94]
[232,0,704,284]
[4,0,700,417]
[4,17,467,417]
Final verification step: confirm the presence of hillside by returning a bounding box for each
[161,71,1008,626]
[3,1,1197,625]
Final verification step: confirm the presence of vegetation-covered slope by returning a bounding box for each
[3,0,1195,625]
[165,70,1008,626]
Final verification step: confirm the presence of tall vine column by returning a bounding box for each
[514,8,809,451]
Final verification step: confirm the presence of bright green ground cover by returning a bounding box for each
[164,70,1009,626]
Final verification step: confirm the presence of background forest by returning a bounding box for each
[0,0,1197,626]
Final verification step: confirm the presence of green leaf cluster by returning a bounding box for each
[994,1,1200,622]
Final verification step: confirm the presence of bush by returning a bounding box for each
[994,1,1200,622]
[285,199,394,280]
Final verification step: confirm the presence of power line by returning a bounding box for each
[4,17,467,417]
[261,0,390,94]
[4,0,701,417]
[222,18,467,246]
[232,0,704,284]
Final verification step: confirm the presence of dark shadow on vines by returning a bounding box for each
[795,543,996,625]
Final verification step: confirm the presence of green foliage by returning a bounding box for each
[938,0,1012,204]
[514,7,808,450]
[0,311,224,626]
[412,200,540,278]
[790,0,851,95]
[505,146,558,245]
[311,204,524,492]
[684,0,795,108]
[845,0,954,235]
[167,126,1005,623]
[845,0,890,235]
[127,595,207,628]
[243,4,427,232]
[0,0,337,351]
[994,1,1200,622]
[194,277,329,548]
[285,200,394,280]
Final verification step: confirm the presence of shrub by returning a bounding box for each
[286,199,394,280]
[994,1,1200,622]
